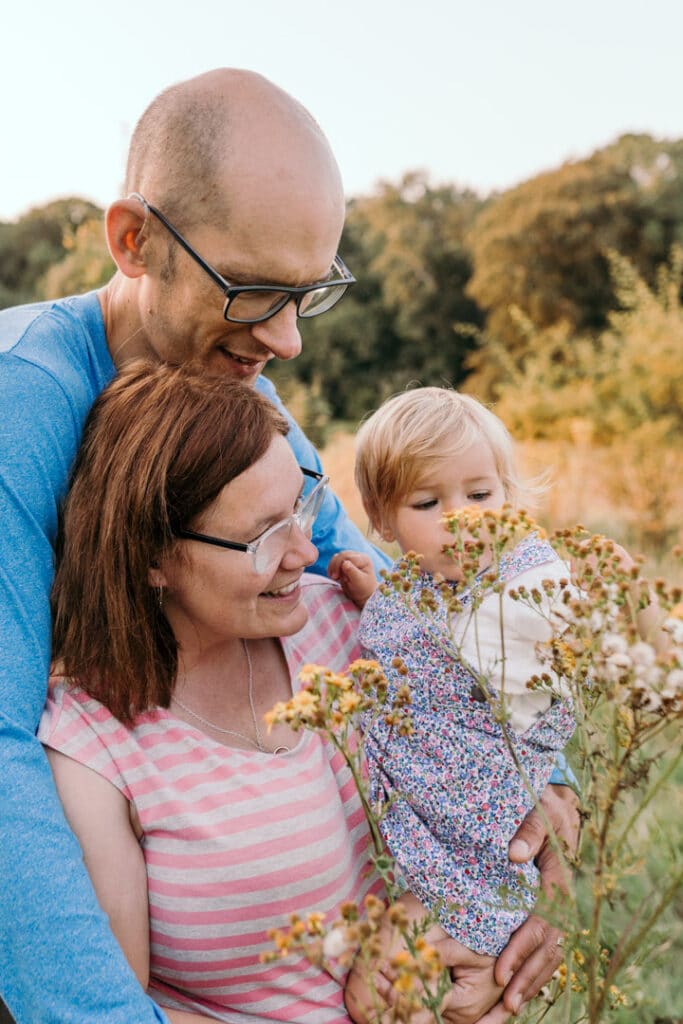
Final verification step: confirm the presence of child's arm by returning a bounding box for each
[328,550,378,608]
[344,893,503,1024]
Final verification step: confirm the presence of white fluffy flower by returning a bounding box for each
[601,633,628,657]
[322,926,354,960]
[630,641,657,668]
[550,602,575,630]
[598,633,632,682]
[589,609,606,633]
[662,668,683,697]
[663,617,683,646]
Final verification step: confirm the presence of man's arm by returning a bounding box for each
[255,375,391,576]
[0,361,169,1023]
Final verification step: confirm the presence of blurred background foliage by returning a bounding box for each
[2,132,681,564]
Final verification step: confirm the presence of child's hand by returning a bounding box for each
[328,550,377,608]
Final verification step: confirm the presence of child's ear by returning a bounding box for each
[362,499,395,543]
[379,525,396,543]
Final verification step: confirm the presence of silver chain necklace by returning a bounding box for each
[172,639,290,755]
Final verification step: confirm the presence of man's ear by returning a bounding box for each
[105,197,149,279]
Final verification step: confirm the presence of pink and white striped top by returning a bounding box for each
[39,576,380,1023]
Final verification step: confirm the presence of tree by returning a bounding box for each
[41,219,114,299]
[0,198,105,309]
[488,247,683,444]
[466,134,683,368]
[485,249,683,554]
[272,173,484,422]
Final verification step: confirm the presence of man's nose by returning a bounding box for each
[250,300,302,361]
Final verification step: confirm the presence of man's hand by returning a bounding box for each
[431,933,503,1024]
[345,894,503,1024]
[328,550,378,608]
[494,783,580,1015]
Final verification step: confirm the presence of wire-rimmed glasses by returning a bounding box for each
[174,468,329,574]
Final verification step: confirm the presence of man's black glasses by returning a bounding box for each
[130,193,355,325]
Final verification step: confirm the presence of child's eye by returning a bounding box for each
[468,491,491,502]
[412,498,438,511]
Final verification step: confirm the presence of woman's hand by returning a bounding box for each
[328,550,378,608]
[492,783,580,1016]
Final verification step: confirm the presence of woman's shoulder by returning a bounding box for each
[300,573,361,621]
[40,678,116,738]
[283,574,362,676]
[38,678,136,787]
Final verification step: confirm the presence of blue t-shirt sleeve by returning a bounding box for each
[549,750,579,790]
[0,356,168,1023]
[255,376,391,577]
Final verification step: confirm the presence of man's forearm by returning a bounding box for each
[0,722,168,1024]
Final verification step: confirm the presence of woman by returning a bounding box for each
[39,362,561,1024]
[39,362,380,1023]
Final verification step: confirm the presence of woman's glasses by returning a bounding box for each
[174,468,329,574]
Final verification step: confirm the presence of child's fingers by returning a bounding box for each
[327,553,348,580]
[341,559,367,578]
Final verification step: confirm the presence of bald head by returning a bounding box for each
[125,69,344,233]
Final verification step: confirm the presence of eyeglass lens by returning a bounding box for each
[252,480,327,573]
[225,283,348,324]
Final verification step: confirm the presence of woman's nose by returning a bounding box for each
[281,524,318,569]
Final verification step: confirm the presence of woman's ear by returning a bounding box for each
[148,564,167,589]
[104,198,149,279]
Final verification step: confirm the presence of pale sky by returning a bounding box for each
[3,0,682,221]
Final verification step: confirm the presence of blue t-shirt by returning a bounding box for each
[0,292,389,1023]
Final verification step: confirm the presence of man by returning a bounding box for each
[0,69,575,1023]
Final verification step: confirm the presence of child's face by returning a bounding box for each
[379,439,506,581]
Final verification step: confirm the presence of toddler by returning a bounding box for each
[329,387,576,1018]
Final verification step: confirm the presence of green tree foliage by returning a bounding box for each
[466,134,683,372]
[0,198,105,308]
[271,173,484,422]
[487,249,683,554]
[488,247,683,444]
[41,219,114,299]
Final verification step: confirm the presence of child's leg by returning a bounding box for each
[344,892,503,1024]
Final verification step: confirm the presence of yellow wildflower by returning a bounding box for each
[305,912,326,935]
[339,691,362,715]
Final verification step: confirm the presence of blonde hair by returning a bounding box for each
[355,386,539,533]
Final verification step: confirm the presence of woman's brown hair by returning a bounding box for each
[51,360,288,724]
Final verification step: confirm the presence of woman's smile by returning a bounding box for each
[260,576,303,599]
